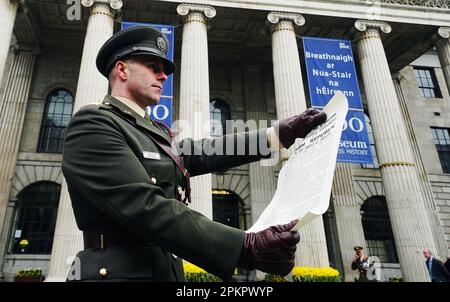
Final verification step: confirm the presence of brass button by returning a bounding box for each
[151,177,157,184]
[99,268,108,277]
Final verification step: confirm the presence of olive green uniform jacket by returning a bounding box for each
[62,95,271,281]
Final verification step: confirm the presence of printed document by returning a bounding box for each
[247,92,349,233]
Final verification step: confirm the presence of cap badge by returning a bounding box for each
[156,37,166,52]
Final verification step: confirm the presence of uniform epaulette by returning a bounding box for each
[98,104,112,111]
[78,103,104,112]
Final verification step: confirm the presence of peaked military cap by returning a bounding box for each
[96,25,176,78]
[354,246,363,251]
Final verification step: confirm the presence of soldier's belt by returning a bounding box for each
[83,224,143,250]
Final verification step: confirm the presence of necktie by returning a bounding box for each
[144,112,152,124]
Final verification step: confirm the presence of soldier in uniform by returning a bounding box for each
[351,246,375,282]
[63,26,327,281]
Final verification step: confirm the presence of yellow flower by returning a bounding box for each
[292,267,340,278]
[183,262,221,282]
[183,262,207,274]
[19,239,29,246]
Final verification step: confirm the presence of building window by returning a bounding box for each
[210,99,231,137]
[413,67,442,98]
[212,190,246,230]
[431,127,450,174]
[10,182,61,255]
[37,89,74,153]
[361,114,379,169]
[361,196,398,263]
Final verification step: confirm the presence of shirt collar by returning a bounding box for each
[112,96,146,118]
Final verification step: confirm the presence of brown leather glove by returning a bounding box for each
[275,108,327,149]
[238,220,300,276]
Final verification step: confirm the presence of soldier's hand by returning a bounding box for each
[274,108,327,149]
[238,220,300,276]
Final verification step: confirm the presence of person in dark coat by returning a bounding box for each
[351,246,376,282]
[63,26,327,281]
[423,249,450,282]
[445,256,450,274]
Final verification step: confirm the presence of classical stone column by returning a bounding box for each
[0,0,18,87]
[268,12,329,268]
[73,0,121,112]
[355,20,437,281]
[434,27,450,96]
[243,65,277,225]
[0,46,37,259]
[332,164,367,281]
[46,0,121,282]
[0,198,16,281]
[393,74,448,260]
[176,3,216,219]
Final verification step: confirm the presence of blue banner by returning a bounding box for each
[121,22,174,128]
[303,37,373,164]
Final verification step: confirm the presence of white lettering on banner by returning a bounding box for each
[160,27,172,35]
[316,86,355,97]
[303,37,373,164]
[305,51,353,63]
[152,105,170,120]
[312,69,353,79]
[345,149,369,155]
[343,117,364,133]
[339,42,350,49]
[339,140,368,149]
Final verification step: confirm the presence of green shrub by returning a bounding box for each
[16,268,43,277]
[264,274,288,282]
[388,276,403,282]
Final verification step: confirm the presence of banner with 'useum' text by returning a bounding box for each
[303,37,373,164]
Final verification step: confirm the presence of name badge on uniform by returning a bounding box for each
[143,151,161,160]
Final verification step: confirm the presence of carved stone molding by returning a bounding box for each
[11,163,63,199]
[355,19,392,34]
[11,44,41,55]
[392,72,406,82]
[376,0,448,8]
[81,0,123,10]
[9,43,19,54]
[432,27,450,46]
[438,27,450,39]
[267,12,305,27]
[14,2,40,47]
[176,3,216,19]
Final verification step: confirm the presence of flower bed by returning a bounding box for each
[265,267,340,282]
[291,267,340,282]
[183,263,340,282]
[14,268,44,282]
[183,263,221,282]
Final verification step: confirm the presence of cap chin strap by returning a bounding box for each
[114,46,165,61]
